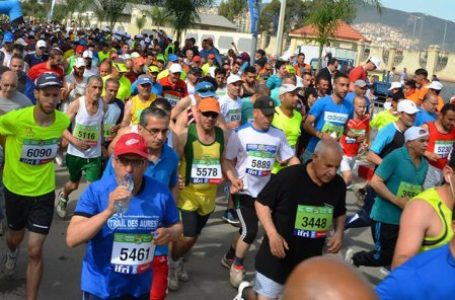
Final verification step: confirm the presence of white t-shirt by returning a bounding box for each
[225,122,294,198]
[219,94,242,124]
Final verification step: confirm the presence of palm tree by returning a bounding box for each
[148,7,168,30]
[306,0,382,70]
[136,16,147,33]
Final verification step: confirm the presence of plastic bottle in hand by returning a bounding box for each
[115,174,134,215]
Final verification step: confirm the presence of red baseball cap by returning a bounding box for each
[208,53,216,59]
[192,56,201,62]
[76,45,85,54]
[114,133,148,159]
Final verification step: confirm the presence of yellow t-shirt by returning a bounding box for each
[0,107,70,196]
[130,94,157,125]
[370,109,399,131]
[271,107,302,174]
[102,75,132,101]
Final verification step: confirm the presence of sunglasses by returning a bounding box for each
[117,157,146,167]
[201,111,219,119]
[197,87,215,93]
[139,83,152,87]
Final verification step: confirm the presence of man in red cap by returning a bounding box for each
[67,132,182,299]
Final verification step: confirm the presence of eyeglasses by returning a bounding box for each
[139,83,152,87]
[117,157,146,167]
[142,126,168,136]
[201,111,219,119]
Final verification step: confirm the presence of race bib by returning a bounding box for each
[294,205,333,239]
[73,124,99,146]
[227,108,241,122]
[245,144,277,176]
[190,158,223,184]
[164,93,180,107]
[345,137,357,144]
[434,140,452,158]
[103,124,116,141]
[111,233,155,274]
[396,181,422,199]
[20,138,59,165]
[322,112,348,138]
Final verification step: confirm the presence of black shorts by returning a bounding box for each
[4,187,55,235]
[180,210,211,238]
[235,194,259,244]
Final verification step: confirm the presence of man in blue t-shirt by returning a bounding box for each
[414,93,438,126]
[302,73,353,162]
[344,79,370,112]
[66,133,181,299]
[376,208,455,300]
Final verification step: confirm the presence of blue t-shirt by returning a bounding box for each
[266,74,282,90]
[307,95,353,152]
[270,87,281,107]
[414,109,437,126]
[370,122,404,159]
[370,146,428,225]
[131,80,163,96]
[240,97,254,125]
[102,145,178,256]
[75,175,179,299]
[376,244,455,300]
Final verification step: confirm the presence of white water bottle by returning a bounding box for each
[115,174,134,215]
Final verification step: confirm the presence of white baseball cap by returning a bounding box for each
[169,63,182,73]
[279,84,300,96]
[75,57,86,68]
[227,74,244,85]
[388,82,402,90]
[82,50,93,59]
[397,99,419,114]
[369,56,381,70]
[405,126,429,142]
[36,40,47,48]
[429,81,443,90]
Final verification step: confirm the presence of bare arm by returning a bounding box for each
[255,200,289,258]
[366,150,382,166]
[303,114,324,139]
[392,200,431,269]
[370,174,407,209]
[170,96,191,121]
[120,100,133,127]
[326,214,346,253]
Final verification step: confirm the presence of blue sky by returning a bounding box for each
[381,0,455,21]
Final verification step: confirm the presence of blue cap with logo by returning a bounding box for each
[3,32,13,43]
[137,74,153,85]
[195,81,216,98]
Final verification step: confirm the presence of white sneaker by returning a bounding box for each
[4,248,19,276]
[380,266,391,276]
[176,258,189,282]
[56,192,68,219]
[230,264,245,288]
[345,247,355,265]
[168,264,179,291]
[233,281,252,300]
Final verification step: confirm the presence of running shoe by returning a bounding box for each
[230,264,245,288]
[233,281,252,300]
[56,192,68,219]
[176,258,189,281]
[3,248,19,276]
[168,264,179,291]
[380,266,391,276]
[222,209,240,226]
[344,247,355,265]
[221,254,234,269]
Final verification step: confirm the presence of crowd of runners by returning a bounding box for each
[0,18,454,300]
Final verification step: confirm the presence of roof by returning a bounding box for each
[289,20,369,42]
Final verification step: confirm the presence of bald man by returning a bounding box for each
[283,256,377,300]
[0,70,33,112]
[234,140,347,300]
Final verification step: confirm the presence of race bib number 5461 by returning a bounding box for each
[111,233,155,275]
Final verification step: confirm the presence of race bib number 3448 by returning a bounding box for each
[293,205,333,239]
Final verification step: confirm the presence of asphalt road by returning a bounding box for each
[0,167,385,300]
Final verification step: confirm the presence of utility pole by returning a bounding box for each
[275,0,286,56]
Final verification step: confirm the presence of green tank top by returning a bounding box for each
[413,187,453,252]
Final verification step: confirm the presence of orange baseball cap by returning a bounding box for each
[198,97,220,114]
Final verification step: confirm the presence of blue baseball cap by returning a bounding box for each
[137,75,153,85]
[195,81,216,97]
[3,32,13,43]
[36,73,63,89]
[168,54,178,63]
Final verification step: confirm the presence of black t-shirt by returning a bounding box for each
[255,163,346,284]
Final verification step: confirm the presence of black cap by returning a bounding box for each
[253,96,275,116]
[189,67,202,75]
[35,73,63,89]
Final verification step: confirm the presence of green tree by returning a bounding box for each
[136,16,147,32]
[259,0,310,35]
[162,0,214,42]
[218,0,247,23]
[148,7,168,30]
[93,0,132,30]
[306,0,382,69]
